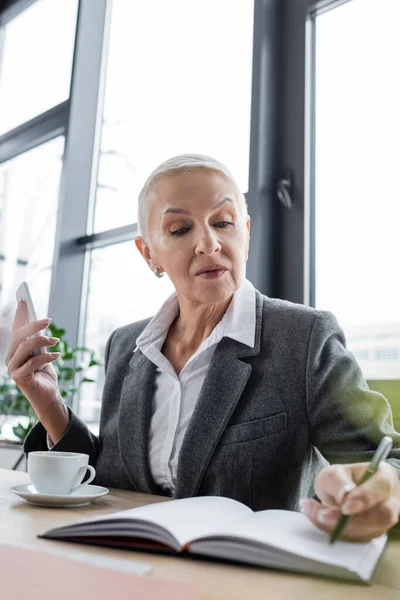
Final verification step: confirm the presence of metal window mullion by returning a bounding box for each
[303,15,316,308]
[0,0,38,26]
[0,101,69,164]
[308,0,353,19]
[246,0,281,297]
[75,223,138,251]
[0,26,5,87]
[48,0,110,369]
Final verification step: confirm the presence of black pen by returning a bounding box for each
[329,435,393,544]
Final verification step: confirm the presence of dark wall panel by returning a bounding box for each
[246,0,283,298]
[278,0,315,304]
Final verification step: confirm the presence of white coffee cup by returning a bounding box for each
[28,451,96,495]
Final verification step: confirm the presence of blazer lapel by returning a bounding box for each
[118,349,159,494]
[175,290,263,499]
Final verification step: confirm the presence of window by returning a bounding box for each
[0,136,64,374]
[374,349,400,363]
[0,0,78,135]
[93,0,254,233]
[0,0,78,429]
[308,0,400,380]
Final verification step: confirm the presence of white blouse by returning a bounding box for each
[135,277,256,494]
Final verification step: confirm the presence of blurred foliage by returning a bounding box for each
[0,323,101,441]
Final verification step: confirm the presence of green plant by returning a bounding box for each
[0,323,102,441]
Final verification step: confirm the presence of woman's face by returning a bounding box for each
[136,170,250,306]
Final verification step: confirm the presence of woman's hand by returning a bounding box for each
[300,462,400,542]
[5,299,69,443]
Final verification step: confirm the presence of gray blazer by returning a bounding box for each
[24,290,400,511]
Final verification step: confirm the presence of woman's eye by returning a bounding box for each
[170,222,233,236]
[214,221,233,228]
[171,227,190,236]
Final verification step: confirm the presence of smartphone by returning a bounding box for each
[16,281,48,358]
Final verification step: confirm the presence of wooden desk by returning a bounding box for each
[1,468,400,599]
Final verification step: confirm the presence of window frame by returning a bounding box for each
[304,0,353,306]
[0,0,81,406]
[303,0,400,395]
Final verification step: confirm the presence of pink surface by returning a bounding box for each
[0,544,198,599]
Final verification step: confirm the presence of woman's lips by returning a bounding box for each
[197,268,228,279]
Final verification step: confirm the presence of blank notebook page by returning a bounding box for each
[206,509,387,570]
[85,495,253,547]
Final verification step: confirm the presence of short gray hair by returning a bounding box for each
[137,153,248,238]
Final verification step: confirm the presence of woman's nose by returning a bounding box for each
[194,228,222,255]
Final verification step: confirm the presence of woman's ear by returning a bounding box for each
[245,217,251,258]
[135,237,163,274]
[135,237,152,267]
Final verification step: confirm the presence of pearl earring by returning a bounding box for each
[153,268,164,278]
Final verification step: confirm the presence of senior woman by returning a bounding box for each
[6,154,400,543]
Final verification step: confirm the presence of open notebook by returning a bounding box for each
[40,496,388,584]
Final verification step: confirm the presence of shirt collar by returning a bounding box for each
[134,277,256,353]
[223,277,256,348]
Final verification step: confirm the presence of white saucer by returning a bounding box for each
[10,484,109,508]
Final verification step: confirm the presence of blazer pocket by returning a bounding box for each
[220,412,287,446]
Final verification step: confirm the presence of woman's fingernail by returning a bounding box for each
[317,509,336,525]
[338,482,357,504]
[342,500,364,515]
[299,499,311,516]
